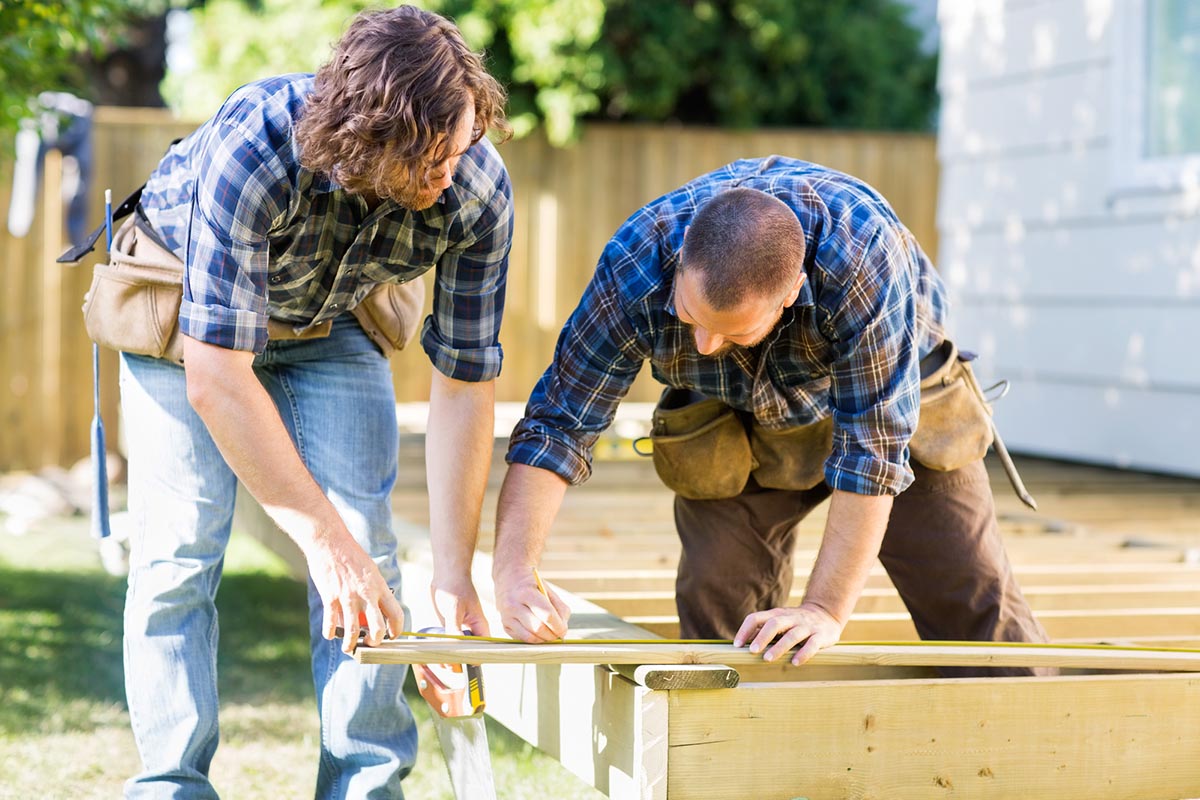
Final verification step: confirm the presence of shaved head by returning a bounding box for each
[680,188,806,310]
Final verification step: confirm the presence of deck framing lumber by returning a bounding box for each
[667,674,1200,800]
[356,639,1200,672]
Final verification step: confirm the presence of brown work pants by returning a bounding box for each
[674,458,1054,677]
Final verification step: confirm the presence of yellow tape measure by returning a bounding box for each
[384,628,1200,656]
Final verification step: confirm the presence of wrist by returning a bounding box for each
[800,597,850,629]
[296,514,351,558]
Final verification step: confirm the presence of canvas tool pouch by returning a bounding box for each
[909,340,995,471]
[647,388,754,500]
[82,216,186,364]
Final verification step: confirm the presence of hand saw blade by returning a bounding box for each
[429,712,496,800]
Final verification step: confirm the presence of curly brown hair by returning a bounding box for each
[295,5,511,202]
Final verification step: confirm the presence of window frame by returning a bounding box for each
[1111,0,1200,195]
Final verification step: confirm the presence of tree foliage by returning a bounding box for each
[165,0,936,144]
[0,0,163,138]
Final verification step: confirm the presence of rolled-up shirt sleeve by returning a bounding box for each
[823,223,922,496]
[507,243,650,484]
[421,167,513,382]
[178,118,289,352]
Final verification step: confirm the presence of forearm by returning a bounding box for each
[492,462,569,579]
[425,370,495,581]
[803,489,894,625]
[183,335,345,556]
[489,461,571,640]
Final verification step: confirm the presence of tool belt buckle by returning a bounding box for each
[413,626,486,719]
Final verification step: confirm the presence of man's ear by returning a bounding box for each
[782,268,806,308]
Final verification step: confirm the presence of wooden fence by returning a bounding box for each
[0,107,938,471]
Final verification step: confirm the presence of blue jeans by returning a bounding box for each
[120,316,416,799]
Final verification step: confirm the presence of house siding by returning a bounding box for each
[937,0,1200,476]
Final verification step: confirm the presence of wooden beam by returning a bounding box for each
[356,640,1200,673]
[630,606,1200,641]
[667,674,1200,800]
[542,562,1200,593]
[582,583,1200,618]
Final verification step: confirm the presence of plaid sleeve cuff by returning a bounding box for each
[824,451,914,496]
[505,421,595,486]
[178,300,268,352]
[419,316,503,382]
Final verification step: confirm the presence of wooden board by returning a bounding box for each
[357,640,1200,674]
[667,674,1200,800]
[629,606,1200,643]
[581,583,1200,617]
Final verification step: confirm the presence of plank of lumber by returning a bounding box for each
[667,673,1200,800]
[541,562,1200,593]
[630,606,1200,641]
[582,583,1200,617]
[356,640,1200,672]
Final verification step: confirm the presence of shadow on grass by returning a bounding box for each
[0,564,315,736]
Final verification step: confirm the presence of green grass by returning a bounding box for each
[0,514,604,799]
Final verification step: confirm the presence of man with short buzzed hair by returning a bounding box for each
[489,156,1051,675]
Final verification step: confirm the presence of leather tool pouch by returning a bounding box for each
[82,216,185,364]
[648,388,754,500]
[350,279,426,357]
[80,216,426,364]
[646,388,832,499]
[750,417,833,491]
[909,340,994,471]
[644,339,996,498]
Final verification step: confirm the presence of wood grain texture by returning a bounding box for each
[356,640,1200,673]
[667,674,1200,800]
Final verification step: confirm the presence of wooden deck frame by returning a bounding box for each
[391,539,1200,800]
[236,452,1200,800]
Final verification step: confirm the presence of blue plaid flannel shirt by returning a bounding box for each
[507,156,948,496]
[140,74,513,382]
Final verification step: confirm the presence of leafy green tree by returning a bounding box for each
[597,0,935,130]
[0,0,161,139]
[165,0,935,144]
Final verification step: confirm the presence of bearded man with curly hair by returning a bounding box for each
[118,7,513,797]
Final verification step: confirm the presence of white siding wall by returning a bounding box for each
[937,0,1200,476]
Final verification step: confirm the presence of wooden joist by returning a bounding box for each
[628,606,1200,642]
[667,674,1200,800]
[356,639,1200,673]
[376,453,1200,799]
[540,560,1200,593]
[581,583,1200,617]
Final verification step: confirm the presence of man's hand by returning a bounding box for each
[493,567,570,642]
[733,602,845,666]
[307,530,407,655]
[733,490,893,666]
[181,335,406,657]
[431,573,492,637]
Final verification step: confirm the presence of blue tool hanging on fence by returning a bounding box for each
[90,188,113,539]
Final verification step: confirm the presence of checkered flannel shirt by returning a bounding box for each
[140,74,513,381]
[507,156,948,495]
